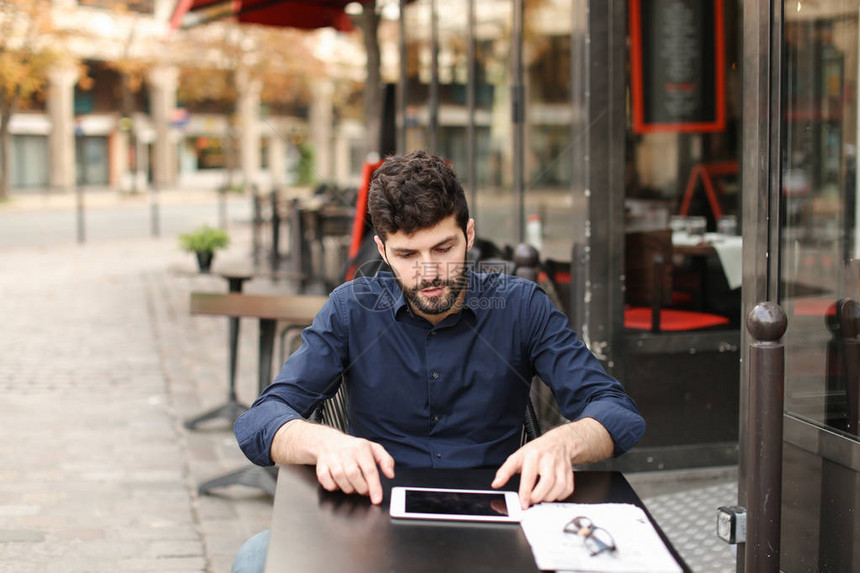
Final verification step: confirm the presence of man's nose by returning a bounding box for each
[418,258,442,281]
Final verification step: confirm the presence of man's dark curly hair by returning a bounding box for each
[368,150,469,241]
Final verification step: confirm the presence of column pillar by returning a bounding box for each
[238,71,262,189]
[147,65,179,188]
[309,79,335,183]
[48,65,78,191]
[112,128,129,190]
[268,128,286,187]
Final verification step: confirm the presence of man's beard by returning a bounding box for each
[399,264,469,316]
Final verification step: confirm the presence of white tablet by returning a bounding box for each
[389,486,523,523]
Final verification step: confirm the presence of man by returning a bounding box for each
[231,150,644,570]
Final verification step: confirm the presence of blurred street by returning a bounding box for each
[0,191,738,573]
[0,189,252,248]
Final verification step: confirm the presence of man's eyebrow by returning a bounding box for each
[389,235,459,255]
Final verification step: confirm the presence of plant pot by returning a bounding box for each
[195,251,214,273]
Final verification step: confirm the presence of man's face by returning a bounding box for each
[375,215,475,323]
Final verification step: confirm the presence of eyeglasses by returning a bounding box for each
[563,516,618,557]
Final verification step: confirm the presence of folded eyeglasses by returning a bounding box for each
[563,515,618,557]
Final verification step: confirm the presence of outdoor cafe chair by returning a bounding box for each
[623,230,729,332]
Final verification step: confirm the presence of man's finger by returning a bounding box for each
[356,450,385,504]
[371,443,396,479]
[543,463,574,503]
[491,452,521,489]
[518,455,538,509]
[329,461,359,494]
[316,464,338,492]
[344,462,369,496]
[528,456,556,504]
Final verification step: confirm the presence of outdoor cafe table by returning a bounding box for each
[265,465,691,573]
[189,292,329,495]
[672,232,742,290]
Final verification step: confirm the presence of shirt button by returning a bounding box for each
[431,415,440,423]
[430,331,437,336]
[436,452,442,459]
[432,371,439,379]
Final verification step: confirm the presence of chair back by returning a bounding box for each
[624,230,673,308]
[309,378,350,433]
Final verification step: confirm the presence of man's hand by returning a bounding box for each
[491,418,613,509]
[315,432,395,504]
[271,419,395,505]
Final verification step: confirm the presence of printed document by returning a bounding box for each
[520,503,683,573]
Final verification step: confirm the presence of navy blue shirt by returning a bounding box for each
[234,271,644,468]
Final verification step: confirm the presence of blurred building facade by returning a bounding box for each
[8,0,367,192]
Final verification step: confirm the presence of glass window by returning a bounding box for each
[472,0,515,250]
[403,0,432,151]
[12,135,49,188]
[75,136,109,186]
[782,2,860,441]
[625,0,743,324]
[524,0,574,262]
[435,0,469,167]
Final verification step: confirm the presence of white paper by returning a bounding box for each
[519,503,682,573]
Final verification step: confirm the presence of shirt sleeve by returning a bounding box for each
[524,285,646,456]
[234,293,349,466]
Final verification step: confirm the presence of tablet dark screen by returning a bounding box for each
[404,490,509,517]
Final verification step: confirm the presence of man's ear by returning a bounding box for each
[374,235,388,264]
[465,218,476,251]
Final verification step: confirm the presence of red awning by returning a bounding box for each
[171,0,357,33]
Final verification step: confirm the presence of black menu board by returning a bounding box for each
[630,0,725,133]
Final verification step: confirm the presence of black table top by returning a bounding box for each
[265,465,690,573]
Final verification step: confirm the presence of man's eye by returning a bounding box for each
[399,252,415,259]
[436,247,452,254]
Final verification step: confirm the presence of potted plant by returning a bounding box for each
[179,225,230,273]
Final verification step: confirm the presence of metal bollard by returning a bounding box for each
[251,186,262,265]
[824,299,860,433]
[218,185,228,230]
[75,184,86,244]
[150,183,160,238]
[843,300,860,433]
[745,301,787,573]
[270,189,281,270]
[513,243,539,282]
[289,198,304,282]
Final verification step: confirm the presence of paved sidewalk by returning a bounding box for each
[0,214,740,572]
[0,225,275,573]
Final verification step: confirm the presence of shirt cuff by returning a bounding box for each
[577,401,646,456]
[234,399,304,466]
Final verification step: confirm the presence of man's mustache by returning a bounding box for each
[410,273,467,296]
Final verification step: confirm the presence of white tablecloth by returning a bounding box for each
[673,232,743,290]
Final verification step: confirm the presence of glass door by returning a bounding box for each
[779,1,860,570]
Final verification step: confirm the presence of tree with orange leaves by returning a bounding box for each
[0,0,69,200]
[175,21,324,188]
